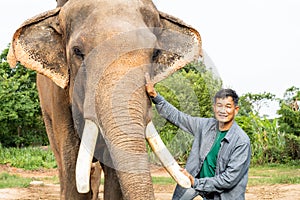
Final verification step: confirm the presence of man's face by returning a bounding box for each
[213,96,239,124]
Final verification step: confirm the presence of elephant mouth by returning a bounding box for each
[75,119,191,193]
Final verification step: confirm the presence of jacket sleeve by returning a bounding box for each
[192,142,251,193]
[151,94,201,136]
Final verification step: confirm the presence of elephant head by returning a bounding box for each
[8,0,202,199]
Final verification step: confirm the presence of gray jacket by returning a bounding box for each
[152,94,251,200]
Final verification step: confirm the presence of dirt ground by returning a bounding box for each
[1,164,300,200]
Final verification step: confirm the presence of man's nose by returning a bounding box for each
[219,106,226,112]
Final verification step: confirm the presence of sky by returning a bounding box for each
[1,0,299,116]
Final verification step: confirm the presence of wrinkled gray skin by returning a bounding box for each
[8,0,201,199]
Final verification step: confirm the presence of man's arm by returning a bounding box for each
[193,142,251,193]
[145,73,202,135]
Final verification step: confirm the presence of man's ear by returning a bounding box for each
[151,11,202,84]
[7,8,68,89]
[234,106,240,115]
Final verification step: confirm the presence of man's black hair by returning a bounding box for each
[214,89,239,106]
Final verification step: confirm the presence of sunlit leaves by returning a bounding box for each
[0,48,47,147]
[278,87,300,136]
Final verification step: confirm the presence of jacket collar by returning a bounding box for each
[222,121,237,143]
[208,119,237,143]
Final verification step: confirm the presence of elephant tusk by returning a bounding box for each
[145,121,191,188]
[76,119,99,193]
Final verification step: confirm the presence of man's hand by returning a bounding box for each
[180,168,195,187]
[145,73,157,98]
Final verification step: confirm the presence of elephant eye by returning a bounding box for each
[73,47,85,60]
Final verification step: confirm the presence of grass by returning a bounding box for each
[0,172,60,189]
[0,145,56,170]
[0,172,31,189]
[248,164,300,185]
[41,175,60,184]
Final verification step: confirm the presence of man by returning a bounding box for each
[145,75,251,200]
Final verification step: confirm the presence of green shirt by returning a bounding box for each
[199,130,228,178]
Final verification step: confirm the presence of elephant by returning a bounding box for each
[7,0,202,199]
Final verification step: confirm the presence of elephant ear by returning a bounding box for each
[7,8,68,89]
[152,11,202,84]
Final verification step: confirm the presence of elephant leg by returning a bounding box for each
[100,163,123,200]
[37,74,91,200]
[91,162,102,200]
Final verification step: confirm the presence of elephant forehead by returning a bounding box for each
[61,0,157,47]
[73,19,146,43]
[62,0,147,23]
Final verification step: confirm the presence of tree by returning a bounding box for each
[0,48,47,147]
[237,92,276,117]
[277,86,300,136]
[276,87,300,160]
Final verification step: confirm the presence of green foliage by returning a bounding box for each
[277,86,300,136]
[238,92,276,117]
[236,113,300,165]
[0,48,47,147]
[282,86,300,102]
[236,89,300,165]
[277,104,300,136]
[235,91,300,165]
[284,134,300,160]
[0,145,56,170]
[0,172,32,188]
[150,61,222,164]
[236,113,287,165]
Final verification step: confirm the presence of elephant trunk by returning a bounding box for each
[94,59,155,199]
